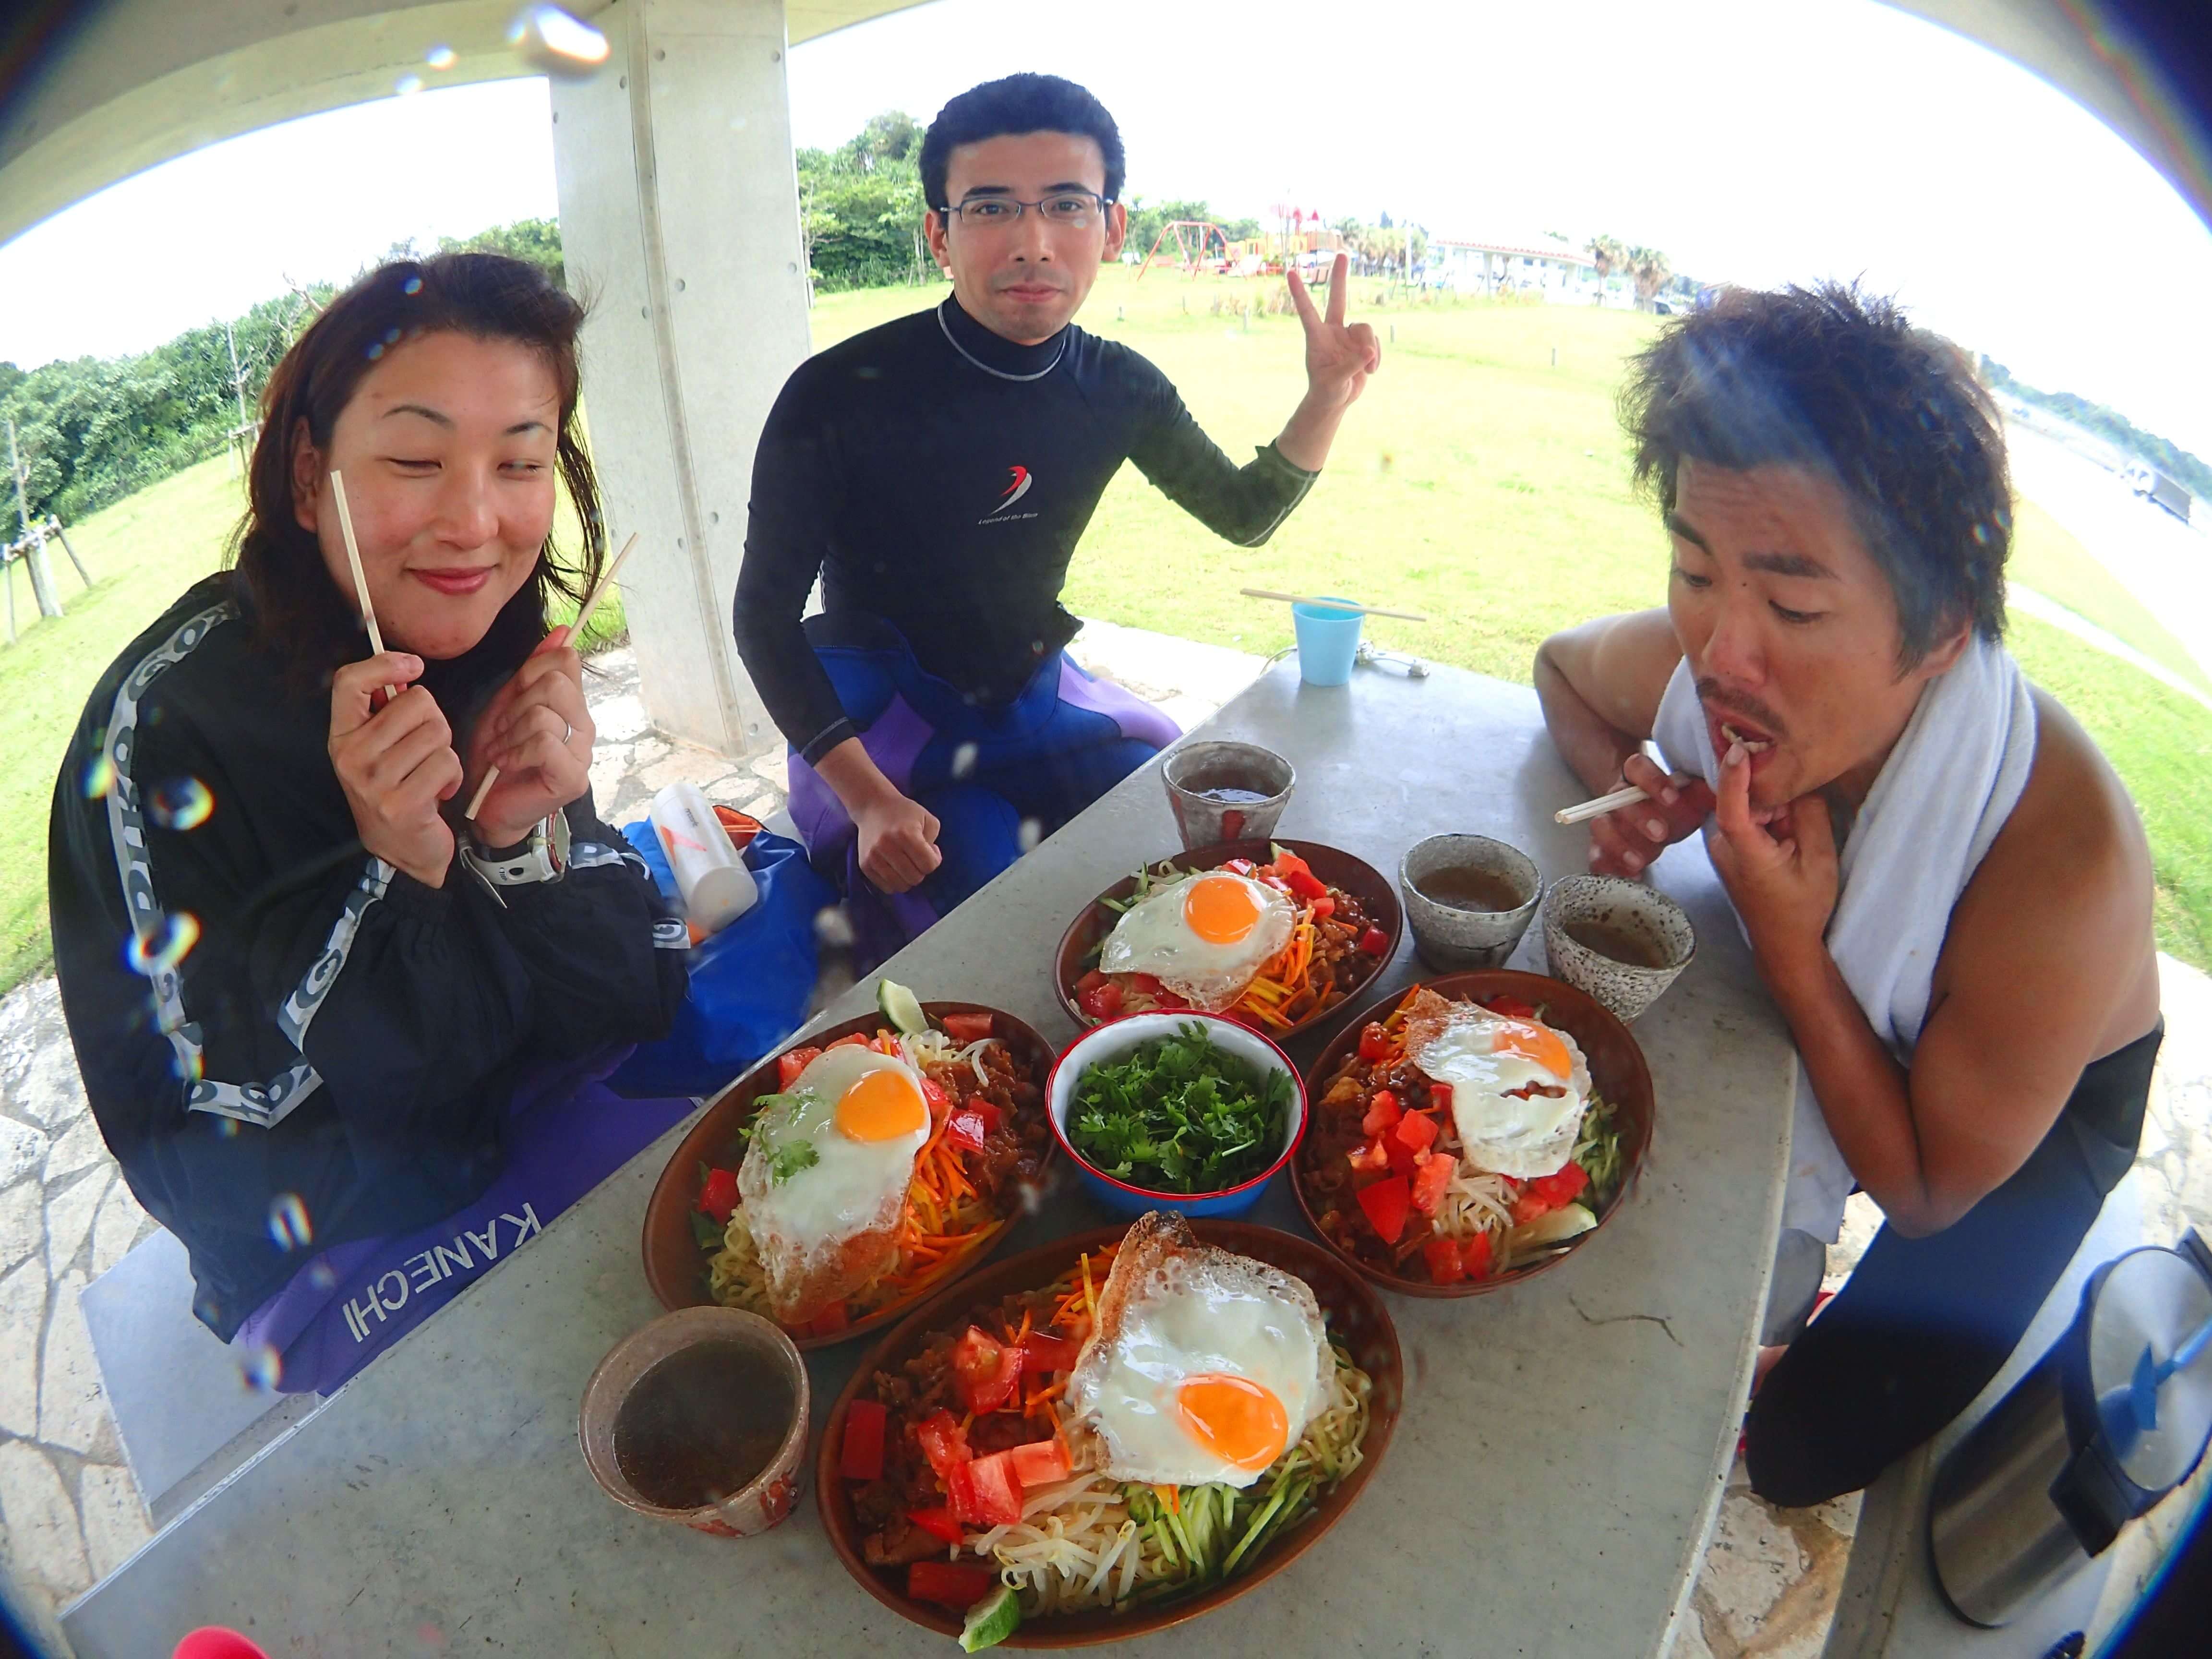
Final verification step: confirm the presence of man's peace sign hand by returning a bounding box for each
[1288,252,1382,413]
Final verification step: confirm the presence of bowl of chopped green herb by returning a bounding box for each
[1046,1013,1307,1217]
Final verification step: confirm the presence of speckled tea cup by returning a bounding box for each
[1541,876,1696,1022]
[1399,835,1541,971]
[579,1306,809,1538]
[1162,740,1297,849]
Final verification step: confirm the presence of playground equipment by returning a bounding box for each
[6,414,91,643]
[1137,219,1232,278]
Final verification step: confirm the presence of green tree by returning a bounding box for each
[439,216,565,288]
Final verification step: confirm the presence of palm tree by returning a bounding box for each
[1629,245,1672,312]
[1589,234,1627,306]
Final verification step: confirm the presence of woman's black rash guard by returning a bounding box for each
[47,571,690,1338]
[733,296,1318,763]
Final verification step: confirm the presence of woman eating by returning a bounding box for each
[48,253,691,1393]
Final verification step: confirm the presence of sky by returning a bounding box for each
[2,0,2210,453]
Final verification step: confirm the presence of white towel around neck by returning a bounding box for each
[1652,635,2039,1239]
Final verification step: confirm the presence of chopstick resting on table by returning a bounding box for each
[1553,784,1651,826]
[330,471,397,701]
[1238,587,1428,624]
[464,530,641,821]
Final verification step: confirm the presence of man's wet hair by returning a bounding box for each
[1621,282,2009,670]
[920,74,1126,216]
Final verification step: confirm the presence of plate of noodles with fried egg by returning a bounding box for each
[1051,840,1402,1041]
[639,986,1056,1346]
[1293,970,1655,1296]
[820,1210,1399,1649]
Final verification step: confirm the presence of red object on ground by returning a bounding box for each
[175,1635,273,1659]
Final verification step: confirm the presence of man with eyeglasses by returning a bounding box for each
[735,73,1379,962]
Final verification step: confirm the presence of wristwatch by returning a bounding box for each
[463,810,570,894]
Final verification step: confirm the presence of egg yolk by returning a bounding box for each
[1492,1017,1572,1081]
[1174,1373,1290,1471]
[1183,874,1262,945]
[832,1068,928,1142]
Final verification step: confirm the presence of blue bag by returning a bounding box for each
[603,824,837,1098]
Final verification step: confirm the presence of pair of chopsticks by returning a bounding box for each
[324,469,638,823]
[1239,586,1428,624]
[1553,784,1650,827]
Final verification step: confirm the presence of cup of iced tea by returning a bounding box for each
[1161,740,1297,850]
[579,1306,809,1538]
[1399,834,1542,971]
[1540,875,1696,1022]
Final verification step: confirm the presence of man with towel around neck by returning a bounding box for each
[734,74,1378,967]
[1534,283,2162,1506]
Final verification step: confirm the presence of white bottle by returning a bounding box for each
[648,782,757,935]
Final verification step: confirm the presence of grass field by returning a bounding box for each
[2,264,2205,989]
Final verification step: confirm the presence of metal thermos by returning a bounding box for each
[1929,1231,2212,1627]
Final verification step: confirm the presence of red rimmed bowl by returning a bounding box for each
[817,1219,1402,1647]
[1050,839,1403,1040]
[1046,1011,1307,1218]
[1291,969,1655,1298]
[640,1002,1056,1347]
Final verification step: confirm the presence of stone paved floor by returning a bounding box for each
[0,623,2205,1657]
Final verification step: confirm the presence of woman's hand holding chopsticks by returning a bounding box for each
[462,626,594,849]
[329,651,462,887]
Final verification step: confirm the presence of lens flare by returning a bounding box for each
[124,912,200,977]
[267,1192,314,1251]
[1018,817,1043,854]
[424,44,458,70]
[240,1344,284,1392]
[148,776,215,831]
[950,742,979,780]
[395,73,424,95]
[307,1260,339,1291]
[402,275,424,296]
[506,4,611,76]
[82,753,115,800]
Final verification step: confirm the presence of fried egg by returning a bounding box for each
[1414,1007,1592,1179]
[738,1044,931,1316]
[1067,1212,1331,1488]
[1099,871,1296,1010]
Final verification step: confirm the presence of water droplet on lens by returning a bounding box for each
[1018,817,1043,854]
[402,275,423,295]
[507,4,611,75]
[148,776,215,831]
[950,742,979,780]
[241,1343,283,1392]
[125,912,201,976]
[82,753,115,800]
[172,1047,204,1083]
[308,1260,338,1291]
[424,44,457,70]
[268,1192,314,1251]
[383,326,401,344]
[395,73,424,95]
[367,342,385,360]
[216,1117,240,1139]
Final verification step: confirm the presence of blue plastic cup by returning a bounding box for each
[1292,596,1364,686]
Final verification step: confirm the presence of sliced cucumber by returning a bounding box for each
[959,1583,1020,1651]
[1506,1202,1599,1254]
[877,978,927,1036]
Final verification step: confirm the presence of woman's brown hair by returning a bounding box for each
[230,252,604,673]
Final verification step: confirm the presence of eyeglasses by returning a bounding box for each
[941,192,1113,231]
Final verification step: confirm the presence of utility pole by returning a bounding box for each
[6,417,62,619]
[225,318,259,477]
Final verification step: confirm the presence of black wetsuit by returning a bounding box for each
[733,295,1317,762]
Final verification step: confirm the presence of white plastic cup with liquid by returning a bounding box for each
[649,782,757,935]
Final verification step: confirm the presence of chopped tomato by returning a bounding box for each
[1358,1022,1391,1063]
[949,1450,1024,1527]
[877,1032,906,1057]
[1423,1234,1467,1285]
[1360,1089,1402,1137]
[696,1167,739,1224]
[907,1559,998,1609]
[775,1046,822,1089]
[967,1098,1002,1136]
[945,1111,988,1153]
[1358,926,1390,956]
[1385,1135,1420,1180]
[920,1077,952,1119]
[1428,1080,1454,1114]
[1021,1333,1081,1374]
[1356,1175,1412,1244]
[839,1398,887,1481]
[1008,1438,1073,1488]
[1510,1190,1554,1225]
[1076,978,1125,1021]
[1269,849,1314,880]
[1462,1232,1495,1279]
[950,1326,1022,1415]
[1282,867,1329,902]
[1346,1138,1391,1176]
[806,1301,850,1337]
[1075,969,1109,993]
[1308,893,1335,919]
[1483,994,1538,1020]
[940,1011,995,1045]
[907,1506,965,1545]
[1526,1162,1591,1210]
[1222,858,1257,876]
[1411,1149,1455,1215]
[827,1032,871,1050]
[916,1409,971,1480]
[1393,1110,1437,1155]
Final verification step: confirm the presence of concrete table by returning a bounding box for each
[64,660,1796,1659]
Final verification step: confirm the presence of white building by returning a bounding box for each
[1427,239,1602,303]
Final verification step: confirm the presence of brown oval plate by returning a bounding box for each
[1050,839,1403,1041]
[1292,969,1655,1298]
[817,1218,1400,1647]
[639,1002,1056,1348]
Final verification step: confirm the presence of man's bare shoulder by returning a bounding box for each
[1537,608,1683,740]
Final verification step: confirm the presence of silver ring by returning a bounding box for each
[562,720,574,745]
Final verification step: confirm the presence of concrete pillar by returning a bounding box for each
[548,0,810,756]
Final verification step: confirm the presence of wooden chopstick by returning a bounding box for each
[1238,586,1428,624]
[1553,784,1651,826]
[464,531,641,821]
[330,471,397,701]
